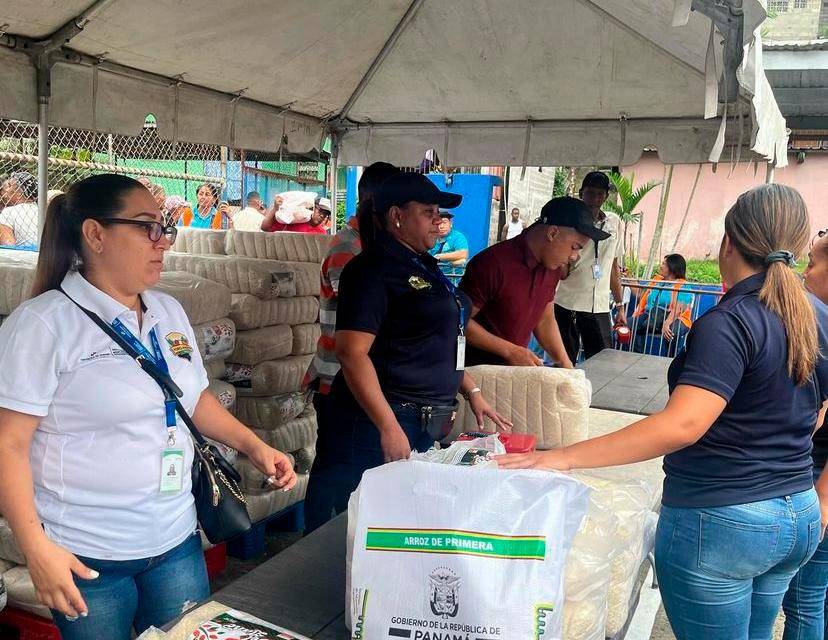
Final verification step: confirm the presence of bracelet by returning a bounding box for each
[464,387,481,401]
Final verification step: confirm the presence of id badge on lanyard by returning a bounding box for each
[592,238,602,280]
[111,318,184,494]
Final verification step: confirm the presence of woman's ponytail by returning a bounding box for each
[31,194,78,297]
[30,173,144,298]
[724,184,817,385]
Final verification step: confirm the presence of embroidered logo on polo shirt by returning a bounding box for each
[165,332,193,361]
[408,275,432,291]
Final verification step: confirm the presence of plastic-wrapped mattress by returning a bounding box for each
[229,294,319,330]
[225,230,333,263]
[451,365,592,448]
[243,473,309,522]
[193,317,236,363]
[230,325,293,366]
[291,323,320,356]
[172,228,228,255]
[250,406,317,452]
[3,565,51,618]
[233,392,306,429]
[0,518,25,565]
[291,445,316,474]
[236,454,296,495]
[153,271,231,325]
[281,261,320,297]
[163,253,297,299]
[0,261,35,315]
[207,379,237,412]
[204,358,226,380]
[226,355,313,396]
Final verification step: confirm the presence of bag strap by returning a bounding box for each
[59,288,211,450]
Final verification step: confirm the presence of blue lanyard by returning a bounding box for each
[111,317,177,438]
[412,257,466,333]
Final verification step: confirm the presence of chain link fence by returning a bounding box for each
[0,116,329,249]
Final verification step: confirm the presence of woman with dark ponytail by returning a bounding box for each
[499,184,828,640]
[0,174,296,639]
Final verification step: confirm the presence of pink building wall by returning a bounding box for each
[626,153,828,260]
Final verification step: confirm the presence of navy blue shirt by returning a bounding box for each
[663,272,828,508]
[332,232,472,406]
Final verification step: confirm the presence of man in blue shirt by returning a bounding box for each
[430,211,469,277]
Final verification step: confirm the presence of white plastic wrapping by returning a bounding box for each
[242,472,309,522]
[204,358,226,380]
[172,227,228,255]
[230,325,293,365]
[206,379,236,412]
[163,253,297,299]
[229,355,314,396]
[250,406,317,452]
[574,469,658,637]
[233,392,307,429]
[193,317,236,363]
[0,260,34,315]
[3,565,50,619]
[0,518,25,565]
[225,230,333,264]
[273,191,315,224]
[153,271,231,325]
[291,323,321,356]
[229,294,319,330]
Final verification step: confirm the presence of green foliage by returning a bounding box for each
[624,258,721,284]
[552,167,567,197]
[604,172,660,223]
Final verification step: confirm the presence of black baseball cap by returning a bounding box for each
[537,196,611,241]
[581,171,611,192]
[375,172,462,213]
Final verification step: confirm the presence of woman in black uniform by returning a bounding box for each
[306,173,509,529]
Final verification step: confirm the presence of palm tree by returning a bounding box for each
[603,172,660,272]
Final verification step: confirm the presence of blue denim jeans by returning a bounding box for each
[655,489,821,640]
[782,469,828,640]
[304,397,434,533]
[51,530,209,640]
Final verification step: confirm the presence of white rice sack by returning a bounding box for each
[274,191,315,224]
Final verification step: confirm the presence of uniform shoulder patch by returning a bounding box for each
[165,331,193,361]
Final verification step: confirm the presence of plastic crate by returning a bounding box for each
[0,607,60,640]
[204,542,227,580]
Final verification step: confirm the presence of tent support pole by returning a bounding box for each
[330,132,339,235]
[37,96,48,240]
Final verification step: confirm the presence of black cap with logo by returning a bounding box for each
[375,173,462,213]
[537,196,611,241]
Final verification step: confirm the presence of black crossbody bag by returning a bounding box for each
[61,290,251,544]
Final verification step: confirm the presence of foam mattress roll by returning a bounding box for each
[231,355,314,396]
[0,262,35,316]
[153,271,231,325]
[280,261,321,297]
[172,227,227,255]
[291,323,321,355]
[3,566,51,619]
[193,317,236,362]
[204,358,226,380]
[230,325,293,365]
[291,444,317,474]
[207,379,237,412]
[229,294,319,330]
[225,229,333,263]
[0,518,25,565]
[267,407,317,452]
[243,473,309,522]
[233,392,306,429]
[163,253,297,299]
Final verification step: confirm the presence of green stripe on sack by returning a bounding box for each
[365,528,546,560]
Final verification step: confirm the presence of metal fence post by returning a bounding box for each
[37,95,48,243]
[330,132,339,235]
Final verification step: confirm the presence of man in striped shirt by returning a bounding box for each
[303,161,399,532]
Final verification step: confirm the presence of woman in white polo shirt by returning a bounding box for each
[0,174,297,640]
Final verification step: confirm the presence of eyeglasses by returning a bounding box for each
[92,217,178,243]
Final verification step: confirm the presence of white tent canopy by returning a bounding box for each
[0,0,788,167]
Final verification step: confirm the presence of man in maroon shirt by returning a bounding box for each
[261,195,331,234]
[460,197,609,367]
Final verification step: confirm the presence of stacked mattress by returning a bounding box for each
[164,228,330,522]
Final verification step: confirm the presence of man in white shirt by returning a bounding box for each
[231,191,267,232]
[0,171,39,247]
[501,207,526,241]
[554,172,627,362]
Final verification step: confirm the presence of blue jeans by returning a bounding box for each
[655,489,821,640]
[51,531,209,640]
[782,469,828,640]
[304,397,434,533]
